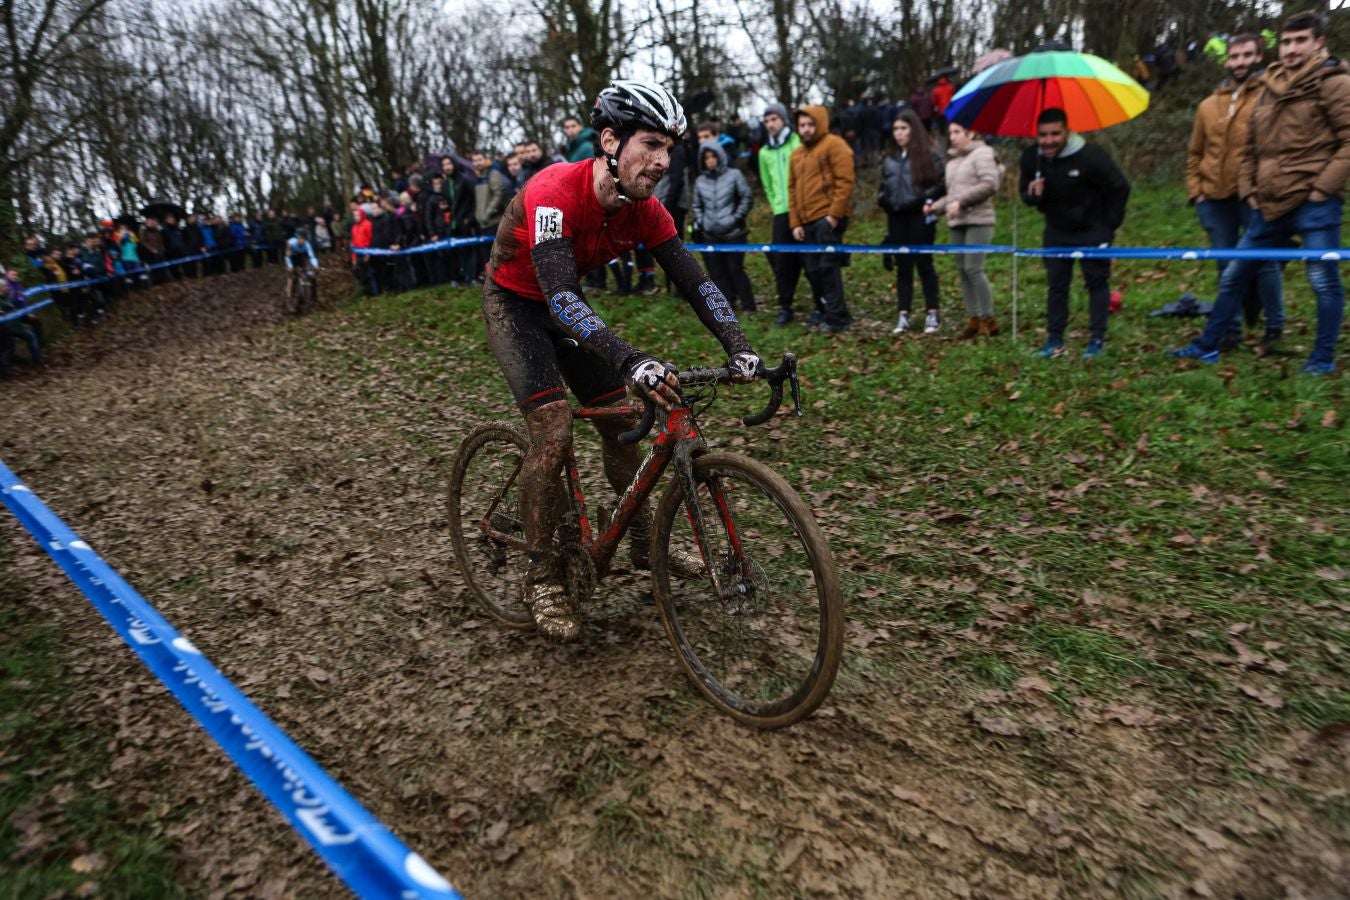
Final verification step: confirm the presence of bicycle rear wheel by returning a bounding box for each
[448,422,534,628]
[652,452,844,729]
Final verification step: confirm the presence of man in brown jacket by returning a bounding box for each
[1174,10,1350,376]
[1186,32,1283,351]
[789,105,855,333]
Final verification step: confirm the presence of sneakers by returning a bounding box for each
[1081,338,1105,360]
[1036,337,1066,358]
[774,308,794,325]
[806,308,824,326]
[1253,329,1282,358]
[636,273,658,296]
[1170,342,1220,363]
[818,320,852,335]
[525,581,579,641]
[892,311,910,334]
[923,311,941,334]
[960,316,980,339]
[1301,359,1336,377]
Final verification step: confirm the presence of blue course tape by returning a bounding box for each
[1025,245,1350,261]
[0,459,463,900]
[353,236,495,257]
[349,235,1350,261]
[1,247,280,325]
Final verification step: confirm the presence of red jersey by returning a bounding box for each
[486,159,677,301]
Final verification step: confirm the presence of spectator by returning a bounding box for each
[163,213,186,279]
[229,214,250,272]
[200,213,219,274]
[141,216,166,282]
[521,140,550,178]
[0,279,43,376]
[928,121,1002,337]
[350,205,377,295]
[758,103,804,325]
[692,139,756,313]
[114,221,146,287]
[562,116,600,162]
[472,149,510,278]
[1020,107,1130,359]
[1186,32,1283,354]
[1173,11,1350,376]
[879,109,947,335]
[264,209,287,264]
[931,76,956,129]
[505,153,528,195]
[249,211,268,268]
[789,105,856,334]
[931,122,1004,339]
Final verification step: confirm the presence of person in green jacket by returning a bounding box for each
[758,102,805,324]
[562,116,600,162]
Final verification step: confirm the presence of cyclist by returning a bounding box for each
[483,80,764,641]
[285,228,320,307]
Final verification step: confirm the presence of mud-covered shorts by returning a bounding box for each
[482,277,628,413]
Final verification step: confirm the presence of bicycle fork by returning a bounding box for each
[674,442,749,604]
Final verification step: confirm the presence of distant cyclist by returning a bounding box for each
[285,228,319,311]
[483,80,764,640]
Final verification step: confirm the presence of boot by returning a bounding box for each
[978,316,1000,337]
[524,549,578,640]
[960,316,980,339]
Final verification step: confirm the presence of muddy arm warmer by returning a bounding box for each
[531,238,644,371]
[649,237,753,357]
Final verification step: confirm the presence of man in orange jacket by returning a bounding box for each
[789,105,856,333]
[1186,32,1283,352]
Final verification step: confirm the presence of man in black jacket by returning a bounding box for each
[1020,107,1131,359]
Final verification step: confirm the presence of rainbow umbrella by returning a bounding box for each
[946,51,1149,138]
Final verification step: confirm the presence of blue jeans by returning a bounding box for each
[1198,197,1343,364]
[1195,198,1283,332]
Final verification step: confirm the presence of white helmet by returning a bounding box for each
[591,80,687,140]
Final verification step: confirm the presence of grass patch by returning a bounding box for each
[0,546,181,897]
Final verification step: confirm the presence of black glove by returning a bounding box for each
[732,217,747,234]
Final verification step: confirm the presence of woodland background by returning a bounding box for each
[0,0,1338,250]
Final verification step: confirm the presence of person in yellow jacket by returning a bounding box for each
[758,103,804,324]
[1186,32,1283,353]
[788,105,855,334]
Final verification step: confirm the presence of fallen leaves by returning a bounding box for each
[972,714,1023,737]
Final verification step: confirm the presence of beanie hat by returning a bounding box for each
[763,102,790,122]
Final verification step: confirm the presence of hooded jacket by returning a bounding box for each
[787,105,855,229]
[758,106,802,216]
[1019,134,1130,243]
[564,127,601,163]
[930,139,1000,226]
[1239,52,1350,220]
[1187,73,1264,201]
[692,140,753,239]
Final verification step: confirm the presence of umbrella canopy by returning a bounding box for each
[139,198,188,220]
[926,66,959,84]
[946,51,1148,138]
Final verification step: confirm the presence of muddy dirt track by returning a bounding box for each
[2,270,1346,899]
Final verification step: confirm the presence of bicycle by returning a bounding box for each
[448,350,844,729]
[288,268,318,315]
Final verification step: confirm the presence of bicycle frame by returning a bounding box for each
[563,403,705,579]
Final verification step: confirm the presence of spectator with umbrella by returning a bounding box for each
[947,48,1146,354]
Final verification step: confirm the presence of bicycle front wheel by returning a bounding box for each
[652,452,844,729]
[448,422,534,628]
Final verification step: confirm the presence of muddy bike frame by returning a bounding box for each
[477,354,801,596]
